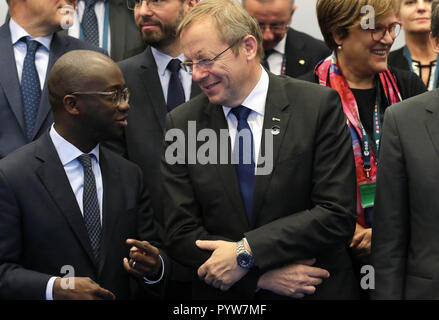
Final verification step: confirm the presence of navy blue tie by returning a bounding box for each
[81,0,100,47]
[167,59,185,111]
[231,106,255,220]
[77,154,102,261]
[21,38,42,141]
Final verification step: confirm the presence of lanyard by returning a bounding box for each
[404,45,439,89]
[280,53,286,76]
[79,1,110,51]
[359,78,382,178]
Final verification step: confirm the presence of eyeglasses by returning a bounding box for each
[258,22,288,33]
[369,22,402,42]
[126,0,167,10]
[180,40,241,74]
[70,88,130,106]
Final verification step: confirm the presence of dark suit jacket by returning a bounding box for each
[161,73,359,299]
[283,28,330,78]
[109,46,202,227]
[0,132,165,300]
[0,22,105,159]
[372,89,439,299]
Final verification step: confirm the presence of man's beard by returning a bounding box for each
[139,8,184,50]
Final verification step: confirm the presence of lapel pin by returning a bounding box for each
[299,59,306,65]
[271,125,280,135]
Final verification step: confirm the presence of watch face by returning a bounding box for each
[237,253,254,269]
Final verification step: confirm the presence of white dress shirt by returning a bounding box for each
[10,18,52,90]
[45,125,163,299]
[151,47,193,104]
[222,67,269,169]
[266,34,286,76]
[68,0,111,54]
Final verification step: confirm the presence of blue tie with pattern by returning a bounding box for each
[21,38,41,141]
[166,59,185,111]
[81,0,100,47]
[77,154,102,261]
[231,106,255,220]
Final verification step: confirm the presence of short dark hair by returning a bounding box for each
[432,0,439,39]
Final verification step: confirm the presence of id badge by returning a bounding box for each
[359,182,376,208]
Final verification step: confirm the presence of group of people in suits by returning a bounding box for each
[1,0,439,301]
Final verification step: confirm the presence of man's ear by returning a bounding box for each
[185,0,199,14]
[241,35,258,61]
[289,4,298,24]
[63,95,81,116]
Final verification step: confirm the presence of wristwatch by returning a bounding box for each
[236,239,254,269]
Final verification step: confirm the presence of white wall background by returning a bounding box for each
[0,1,7,24]
[0,0,404,50]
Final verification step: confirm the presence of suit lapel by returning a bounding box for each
[206,103,250,227]
[0,23,26,134]
[97,148,122,274]
[33,33,69,140]
[425,92,439,160]
[252,74,291,224]
[35,133,97,265]
[140,47,168,130]
[285,29,306,78]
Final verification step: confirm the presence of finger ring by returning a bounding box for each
[132,261,136,268]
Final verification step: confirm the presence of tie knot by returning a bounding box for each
[78,154,93,169]
[85,0,101,8]
[22,38,41,54]
[167,59,182,73]
[231,105,252,121]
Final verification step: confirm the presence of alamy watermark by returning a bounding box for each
[164,121,274,175]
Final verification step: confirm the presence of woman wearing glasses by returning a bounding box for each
[301,0,426,294]
[388,0,437,90]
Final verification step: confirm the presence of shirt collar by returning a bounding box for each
[223,67,269,118]
[273,32,287,55]
[151,46,185,76]
[9,18,53,50]
[49,124,100,166]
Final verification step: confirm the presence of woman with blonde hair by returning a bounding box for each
[389,0,438,90]
[301,0,426,290]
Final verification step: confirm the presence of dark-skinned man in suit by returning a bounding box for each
[0,50,165,300]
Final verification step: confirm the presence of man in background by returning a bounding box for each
[0,0,104,158]
[243,0,330,77]
[105,0,201,298]
[66,0,145,61]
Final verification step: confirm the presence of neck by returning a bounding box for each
[155,39,182,58]
[405,31,436,63]
[337,54,375,89]
[12,16,58,38]
[54,124,98,154]
[231,63,262,107]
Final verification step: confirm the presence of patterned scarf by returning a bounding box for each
[315,54,402,227]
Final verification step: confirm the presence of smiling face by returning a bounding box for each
[134,0,186,50]
[335,11,398,81]
[180,18,260,107]
[77,60,130,141]
[398,0,433,34]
